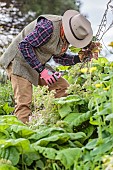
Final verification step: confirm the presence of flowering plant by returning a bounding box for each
[78,41,102,62]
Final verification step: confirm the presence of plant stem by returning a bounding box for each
[95,100,103,143]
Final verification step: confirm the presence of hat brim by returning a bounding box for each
[62,10,93,48]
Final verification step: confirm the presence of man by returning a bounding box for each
[0,9,94,123]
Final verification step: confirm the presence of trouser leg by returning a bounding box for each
[39,76,69,98]
[6,63,69,123]
[6,64,32,123]
[11,75,32,123]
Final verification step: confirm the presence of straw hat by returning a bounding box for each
[62,10,93,48]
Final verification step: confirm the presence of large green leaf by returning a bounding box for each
[0,115,24,125]
[2,103,14,115]
[90,136,113,156]
[58,104,72,118]
[0,138,32,153]
[32,146,57,159]
[0,146,19,165]
[0,123,10,138]
[72,111,92,127]
[0,123,10,131]
[33,133,69,146]
[0,164,19,170]
[29,127,65,141]
[23,152,40,166]
[10,125,34,137]
[55,95,84,105]
[85,138,98,150]
[0,132,8,139]
[7,147,20,165]
[33,132,86,147]
[55,148,81,169]
[81,125,95,143]
[35,160,44,169]
[64,112,81,123]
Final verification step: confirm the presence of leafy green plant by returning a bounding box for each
[1,55,113,169]
[29,85,60,129]
[0,80,14,115]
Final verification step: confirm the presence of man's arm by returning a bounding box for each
[18,18,53,72]
[53,53,81,66]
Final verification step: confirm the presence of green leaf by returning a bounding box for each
[8,147,20,165]
[97,104,111,116]
[93,57,108,65]
[103,75,113,81]
[3,103,14,115]
[82,125,95,142]
[0,124,10,138]
[33,146,57,159]
[55,95,82,105]
[58,104,72,118]
[36,160,44,169]
[68,132,86,140]
[69,46,81,53]
[29,127,65,141]
[85,138,98,150]
[0,138,32,153]
[72,111,92,127]
[105,113,113,120]
[0,164,19,170]
[10,125,34,137]
[55,148,81,169]
[56,65,70,71]
[90,117,99,125]
[64,112,80,123]
[90,137,113,156]
[33,132,86,147]
[0,132,7,139]
[23,152,40,166]
[0,123,9,131]
[0,115,24,125]
[33,133,69,146]
[0,147,19,166]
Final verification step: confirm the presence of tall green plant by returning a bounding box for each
[0,80,14,115]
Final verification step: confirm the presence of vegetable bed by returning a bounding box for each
[0,57,113,170]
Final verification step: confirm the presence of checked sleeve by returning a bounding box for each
[18,18,53,72]
[53,53,81,66]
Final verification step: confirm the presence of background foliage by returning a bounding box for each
[0,0,80,55]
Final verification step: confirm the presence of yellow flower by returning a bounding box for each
[92,49,100,53]
[89,67,97,73]
[95,83,102,88]
[81,68,88,73]
[103,86,110,90]
[108,42,113,48]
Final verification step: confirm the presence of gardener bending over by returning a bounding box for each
[0,9,98,123]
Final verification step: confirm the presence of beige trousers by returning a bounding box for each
[6,64,69,123]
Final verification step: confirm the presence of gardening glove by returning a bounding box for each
[40,68,61,85]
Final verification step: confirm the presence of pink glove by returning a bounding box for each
[40,69,61,85]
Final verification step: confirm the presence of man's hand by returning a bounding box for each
[78,41,102,62]
[40,68,61,85]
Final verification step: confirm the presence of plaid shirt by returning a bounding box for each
[19,18,80,71]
